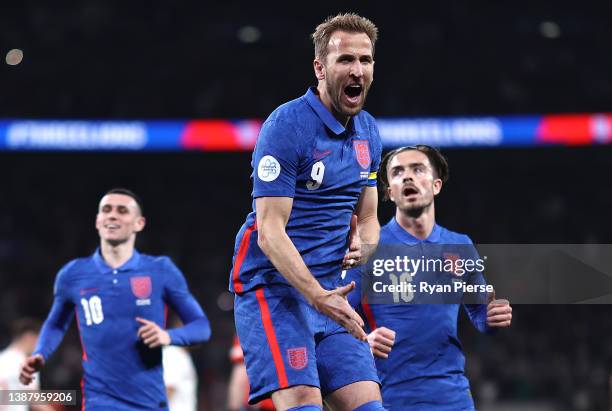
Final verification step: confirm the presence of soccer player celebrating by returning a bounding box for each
[352,146,512,410]
[230,13,386,411]
[20,188,211,411]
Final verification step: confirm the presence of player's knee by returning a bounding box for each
[286,406,323,411]
[353,400,387,411]
[272,385,322,410]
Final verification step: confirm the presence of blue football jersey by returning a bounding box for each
[35,249,210,411]
[347,218,491,411]
[230,87,382,293]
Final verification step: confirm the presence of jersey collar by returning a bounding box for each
[351,114,366,136]
[93,248,141,273]
[387,217,442,245]
[304,87,346,136]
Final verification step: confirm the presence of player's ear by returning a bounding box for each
[94,212,102,231]
[134,216,146,232]
[314,58,325,80]
[387,187,394,202]
[433,178,443,196]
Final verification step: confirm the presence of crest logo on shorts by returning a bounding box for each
[287,347,308,370]
[353,140,370,170]
[130,276,152,299]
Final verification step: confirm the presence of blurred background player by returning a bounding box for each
[227,335,275,411]
[19,188,211,411]
[230,13,385,411]
[163,315,198,411]
[347,145,513,410]
[0,318,54,411]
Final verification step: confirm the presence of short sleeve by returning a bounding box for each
[252,119,301,198]
[367,121,383,187]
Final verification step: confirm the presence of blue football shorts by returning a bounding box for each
[234,282,380,404]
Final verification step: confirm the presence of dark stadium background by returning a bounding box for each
[2,1,612,410]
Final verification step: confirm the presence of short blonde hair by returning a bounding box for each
[311,13,378,63]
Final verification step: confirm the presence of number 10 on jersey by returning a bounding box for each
[80,296,104,325]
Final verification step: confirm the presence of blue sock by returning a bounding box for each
[353,400,387,411]
[286,406,323,411]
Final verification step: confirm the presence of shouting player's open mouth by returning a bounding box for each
[344,83,363,106]
[403,185,419,199]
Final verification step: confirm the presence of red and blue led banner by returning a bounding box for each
[0,114,610,151]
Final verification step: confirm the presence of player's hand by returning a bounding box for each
[342,215,362,269]
[486,290,512,328]
[367,327,396,359]
[19,354,45,385]
[136,317,171,348]
[311,281,367,341]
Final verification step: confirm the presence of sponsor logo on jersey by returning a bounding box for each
[80,287,99,295]
[258,155,280,182]
[287,347,308,370]
[313,148,332,160]
[353,140,371,170]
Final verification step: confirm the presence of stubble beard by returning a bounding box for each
[326,77,368,119]
[103,235,130,248]
[399,197,434,219]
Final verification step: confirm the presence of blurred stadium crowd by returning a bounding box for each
[2,1,612,410]
[3,1,612,118]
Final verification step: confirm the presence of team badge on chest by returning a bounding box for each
[131,276,152,305]
[353,140,371,170]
